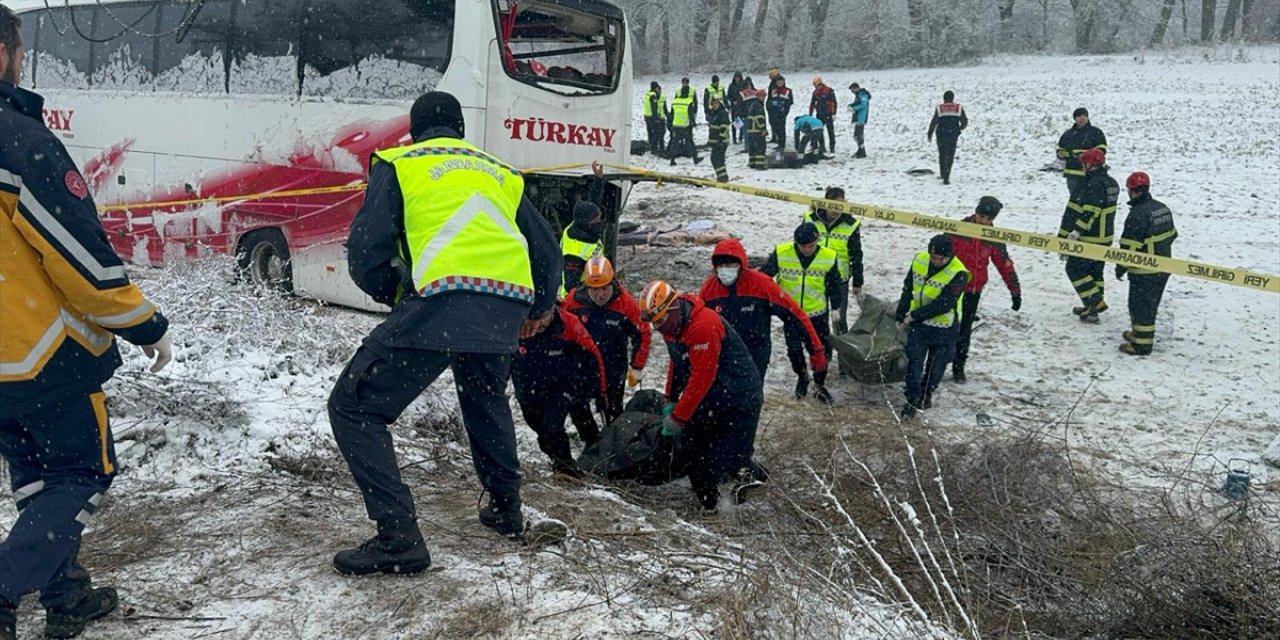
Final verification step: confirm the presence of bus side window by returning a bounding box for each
[93,3,160,91]
[300,0,456,101]
[154,0,234,93]
[31,6,92,90]
[227,0,303,97]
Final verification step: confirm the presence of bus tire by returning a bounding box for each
[236,229,293,292]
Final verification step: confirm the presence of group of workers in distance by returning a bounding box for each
[1,28,1186,628]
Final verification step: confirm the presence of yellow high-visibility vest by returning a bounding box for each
[775,242,837,317]
[909,252,968,328]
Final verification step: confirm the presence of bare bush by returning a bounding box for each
[742,407,1280,639]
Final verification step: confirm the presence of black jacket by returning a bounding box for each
[760,247,850,313]
[707,106,731,146]
[1059,166,1119,245]
[1057,124,1108,174]
[560,176,606,291]
[1117,192,1178,277]
[348,126,562,355]
[512,308,607,406]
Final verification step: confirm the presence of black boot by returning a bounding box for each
[333,520,430,576]
[794,372,810,400]
[952,363,967,384]
[1,599,14,640]
[552,458,585,479]
[898,402,917,420]
[855,147,867,158]
[43,587,118,639]
[923,391,934,409]
[479,495,525,538]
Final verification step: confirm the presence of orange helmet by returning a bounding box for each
[639,280,679,324]
[583,256,615,288]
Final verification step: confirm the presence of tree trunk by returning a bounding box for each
[1182,0,1188,39]
[998,0,1017,38]
[1240,0,1255,39]
[660,13,671,73]
[1071,0,1098,51]
[907,0,928,44]
[808,0,832,60]
[752,0,771,44]
[693,1,715,64]
[1150,0,1177,46]
[1219,0,1242,39]
[717,0,734,65]
[777,1,796,65]
[730,0,747,33]
[1200,0,1217,41]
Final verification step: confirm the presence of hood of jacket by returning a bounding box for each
[711,238,749,267]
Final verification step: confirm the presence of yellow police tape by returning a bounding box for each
[604,164,1280,295]
[95,163,591,214]
[95,161,1278,295]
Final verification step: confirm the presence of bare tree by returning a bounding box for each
[1202,0,1218,40]
[729,0,748,33]
[752,0,771,44]
[1220,0,1243,38]
[998,0,1017,37]
[808,0,833,59]
[1071,0,1101,51]
[1151,0,1178,45]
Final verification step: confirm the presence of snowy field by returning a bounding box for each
[4,47,1278,638]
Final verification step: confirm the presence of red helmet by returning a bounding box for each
[1126,171,1151,190]
[1079,148,1106,167]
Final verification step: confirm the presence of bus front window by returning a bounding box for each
[496,0,624,96]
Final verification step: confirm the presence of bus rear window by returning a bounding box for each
[496,0,623,96]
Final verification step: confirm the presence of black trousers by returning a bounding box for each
[747,133,767,169]
[1066,256,1106,307]
[795,130,825,156]
[568,363,622,444]
[907,325,959,405]
[1065,174,1084,197]
[516,392,576,466]
[937,135,959,182]
[329,345,521,526]
[645,116,666,154]
[768,112,787,147]
[819,115,836,151]
[833,283,850,335]
[853,123,865,149]
[684,402,760,509]
[0,390,115,607]
[785,310,832,375]
[952,291,982,372]
[710,143,728,182]
[1127,273,1170,354]
[668,126,698,162]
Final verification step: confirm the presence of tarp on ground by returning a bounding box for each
[578,390,686,484]
[832,294,909,384]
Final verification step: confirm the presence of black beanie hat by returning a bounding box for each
[794,222,819,245]
[928,234,954,257]
[573,201,602,225]
[410,91,464,140]
[976,196,1003,217]
[1073,107,1089,119]
[650,81,660,90]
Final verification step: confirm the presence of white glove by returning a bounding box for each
[1067,231,1081,241]
[142,333,173,373]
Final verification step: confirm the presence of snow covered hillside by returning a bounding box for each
[632,45,1280,484]
[3,47,1277,639]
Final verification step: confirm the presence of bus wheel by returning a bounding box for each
[236,229,293,292]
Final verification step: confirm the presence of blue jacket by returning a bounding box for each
[793,115,824,132]
[850,89,871,125]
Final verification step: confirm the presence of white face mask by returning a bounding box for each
[716,265,741,285]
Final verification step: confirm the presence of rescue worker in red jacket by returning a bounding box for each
[698,239,828,398]
[2,11,173,636]
[761,223,847,402]
[640,282,765,512]
[945,196,1021,384]
[563,256,652,439]
[809,76,838,152]
[512,306,608,478]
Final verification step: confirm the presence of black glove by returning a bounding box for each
[1011,294,1022,312]
[1115,266,1127,281]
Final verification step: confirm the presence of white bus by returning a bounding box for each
[10,0,631,310]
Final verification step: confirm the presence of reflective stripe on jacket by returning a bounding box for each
[910,252,968,328]
[372,138,533,303]
[775,242,837,317]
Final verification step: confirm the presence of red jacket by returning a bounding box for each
[662,295,763,424]
[514,306,608,408]
[561,282,652,372]
[809,83,837,118]
[698,239,826,374]
[949,217,1021,295]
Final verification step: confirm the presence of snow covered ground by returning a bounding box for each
[4,47,1278,638]
[633,45,1280,486]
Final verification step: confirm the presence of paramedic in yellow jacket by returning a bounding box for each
[1,9,172,637]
